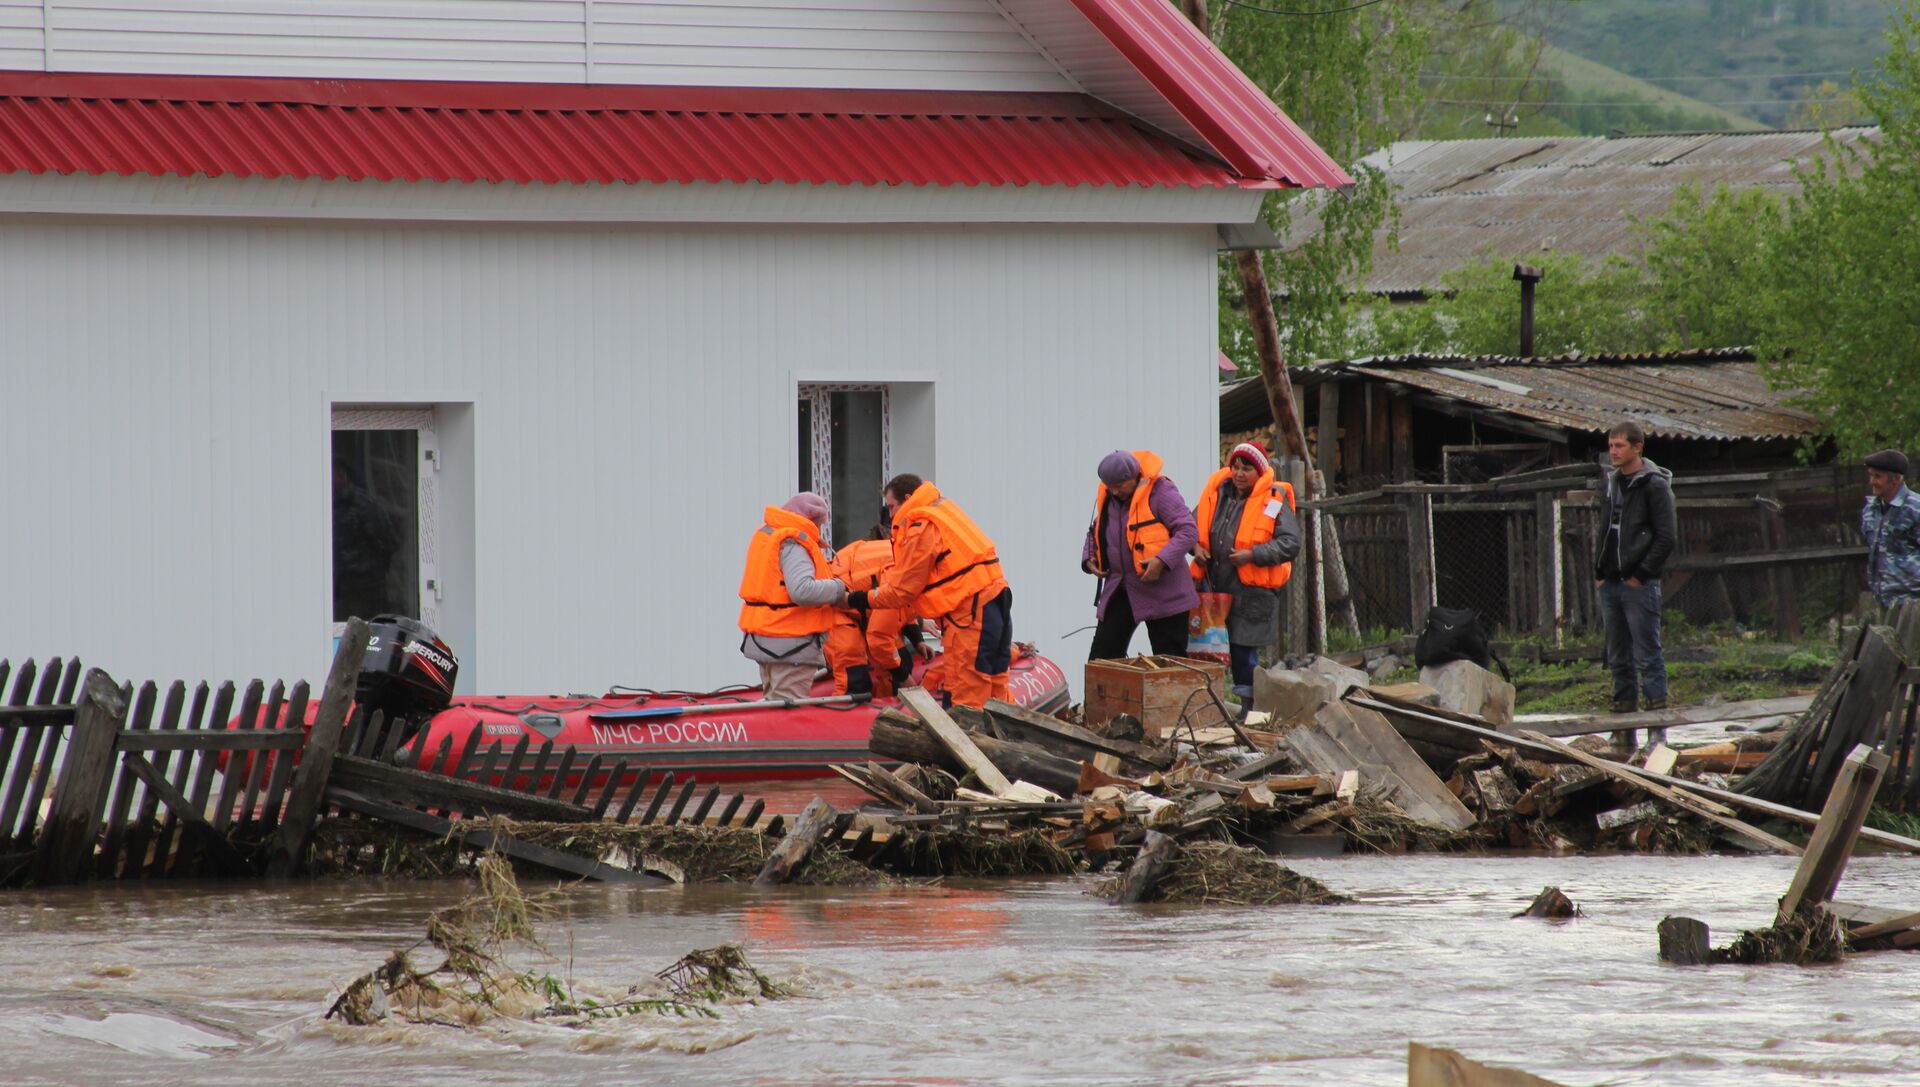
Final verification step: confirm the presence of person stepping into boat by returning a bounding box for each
[1191,442,1300,703]
[1082,449,1199,660]
[738,492,848,703]
[847,475,1012,709]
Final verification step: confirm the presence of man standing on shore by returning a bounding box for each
[1862,449,1920,608]
[1593,422,1676,714]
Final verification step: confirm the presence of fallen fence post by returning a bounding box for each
[32,669,128,885]
[1777,744,1888,923]
[1111,829,1178,905]
[752,796,836,888]
[268,617,367,877]
[898,687,1012,795]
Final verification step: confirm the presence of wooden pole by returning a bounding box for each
[1777,744,1888,922]
[32,669,128,885]
[1406,491,1435,630]
[1657,917,1713,966]
[1111,829,1178,905]
[268,617,368,877]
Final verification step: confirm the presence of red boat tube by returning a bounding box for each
[405,649,1069,784]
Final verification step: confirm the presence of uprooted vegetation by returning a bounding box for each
[1092,840,1349,906]
[326,854,794,1029]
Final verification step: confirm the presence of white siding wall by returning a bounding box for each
[0,216,1219,693]
[13,0,1075,93]
[0,0,41,70]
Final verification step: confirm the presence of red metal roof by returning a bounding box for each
[1067,0,1353,190]
[0,72,1248,189]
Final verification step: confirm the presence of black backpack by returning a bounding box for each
[1414,606,1510,680]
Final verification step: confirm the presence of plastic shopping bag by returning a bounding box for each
[1186,592,1233,664]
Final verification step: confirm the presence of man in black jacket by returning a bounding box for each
[1592,421,1676,713]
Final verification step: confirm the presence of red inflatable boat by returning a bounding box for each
[398,648,1069,785]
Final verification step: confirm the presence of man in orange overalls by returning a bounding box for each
[826,528,928,698]
[848,474,1012,708]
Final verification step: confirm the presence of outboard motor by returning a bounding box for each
[355,615,459,749]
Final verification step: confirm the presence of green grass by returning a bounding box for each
[1505,632,1837,716]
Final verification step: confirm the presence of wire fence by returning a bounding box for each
[1301,461,1871,647]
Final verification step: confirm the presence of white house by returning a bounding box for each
[0,0,1346,693]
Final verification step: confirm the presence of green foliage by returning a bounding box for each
[1207,0,1433,370]
[1639,183,1784,350]
[1361,250,1652,356]
[1758,2,1920,457]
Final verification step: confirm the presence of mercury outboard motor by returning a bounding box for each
[355,615,459,745]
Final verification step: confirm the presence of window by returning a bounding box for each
[798,384,890,549]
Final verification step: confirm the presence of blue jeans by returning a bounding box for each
[1228,643,1261,694]
[1599,578,1667,705]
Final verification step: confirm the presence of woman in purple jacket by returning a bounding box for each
[1081,449,1199,660]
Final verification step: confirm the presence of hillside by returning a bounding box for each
[1538,0,1889,128]
[1539,45,1762,130]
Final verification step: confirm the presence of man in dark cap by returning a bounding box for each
[1862,449,1920,607]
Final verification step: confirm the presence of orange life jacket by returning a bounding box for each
[1191,468,1296,590]
[737,506,836,637]
[1089,449,1173,577]
[832,537,893,592]
[890,483,1004,617]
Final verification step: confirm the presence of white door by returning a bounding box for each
[330,406,440,632]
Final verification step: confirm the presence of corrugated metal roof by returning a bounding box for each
[1220,348,1825,441]
[1285,128,1877,294]
[1066,0,1353,190]
[0,72,1246,188]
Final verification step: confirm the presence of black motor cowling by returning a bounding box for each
[356,614,459,721]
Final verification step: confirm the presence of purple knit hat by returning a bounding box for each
[1097,450,1140,487]
[782,491,829,526]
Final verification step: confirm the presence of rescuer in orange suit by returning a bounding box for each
[826,527,931,699]
[847,475,1013,708]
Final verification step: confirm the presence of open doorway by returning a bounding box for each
[331,407,437,630]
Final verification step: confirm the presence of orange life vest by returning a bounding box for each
[1191,467,1296,590]
[738,506,836,637]
[832,537,893,592]
[890,483,1004,617]
[1089,449,1173,577]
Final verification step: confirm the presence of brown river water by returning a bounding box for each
[5,852,1920,1086]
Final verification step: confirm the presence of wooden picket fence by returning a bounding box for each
[0,618,842,888]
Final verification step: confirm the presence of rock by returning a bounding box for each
[1251,665,1334,725]
[1306,655,1371,699]
[1418,660,1516,726]
[1365,653,1403,679]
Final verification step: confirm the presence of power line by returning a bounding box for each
[1419,96,1818,107]
[1217,0,1389,15]
[1415,68,1858,84]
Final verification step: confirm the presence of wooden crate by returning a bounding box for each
[1084,656,1230,738]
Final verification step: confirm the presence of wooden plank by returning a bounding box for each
[752,796,836,887]
[121,681,186,879]
[177,682,234,875]
[568,753,602,808]
[1516,730,1799,854]
[257,681,310,832]
[639,772,676,825]
[1847,907,1920,941]
[594,761,635,821]
[32,669,129,885]
[150,681,209,878]
[1407,1042,1569,1087]
[715,793,744,827]
[1509,696,1813,738]
[211,679,265,833]
[450,725,485,781]
[1666,544,1866,572]
[0,658,57,843]
[1657,917,1713,966]
[661,778,698,826]
[1803,627,1905,810]
[0,705,77,725]
[613,766,652,823]
[324,787,660,884]
[98,681,156,878]
[117,752,251,876]
[740,798,766,830]
[898,686,1012,794]
[982,698,1172,770]
[498,734,531,791]
[327,755,596,823]
[543,747,578,800]
[475,740,503,787]
[1406,492,1434,630]
[116,728,307,751]
[1777,745,1888,922]
[237,681,286,831]
[1338,700,1475,829]
[266,618,366,878]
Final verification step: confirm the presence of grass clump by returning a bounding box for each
[1713,908,1847,965]
[1091,841,1350,906]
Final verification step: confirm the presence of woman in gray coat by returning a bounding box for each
[1191,443,1302,701]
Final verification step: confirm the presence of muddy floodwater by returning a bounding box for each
[4,853,1919,1086]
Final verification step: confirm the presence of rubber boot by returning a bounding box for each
[846,665,874,700]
